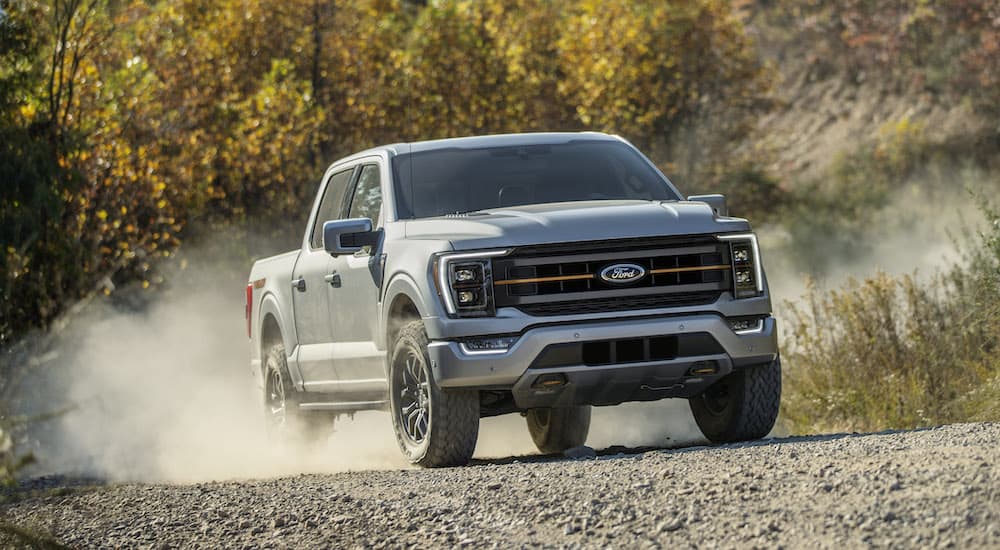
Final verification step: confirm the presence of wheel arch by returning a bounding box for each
[259,291,294,360]
[381,273,430,349]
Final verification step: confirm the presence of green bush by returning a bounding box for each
[781,214,1000,433]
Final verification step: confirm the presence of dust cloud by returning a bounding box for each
[477,402,702,460]
[20,253,408,483]
[761,167,990,308]
[14,241,702,484]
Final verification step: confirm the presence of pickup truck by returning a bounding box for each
[246,132,780,467]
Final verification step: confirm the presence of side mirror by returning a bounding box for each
[687,194,728,217]
[323,218,377,256]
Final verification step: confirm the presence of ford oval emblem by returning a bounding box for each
[600,263,647,284]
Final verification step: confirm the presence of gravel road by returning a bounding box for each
[2,422,998,549]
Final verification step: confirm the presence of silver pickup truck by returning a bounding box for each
[246,132,780,467]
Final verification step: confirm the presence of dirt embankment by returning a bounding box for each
[3,422,997,548]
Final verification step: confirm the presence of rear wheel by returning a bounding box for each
[525,406,591,454]
[389,321,479,467]
[263,343,333,444]
[689,357,781,443]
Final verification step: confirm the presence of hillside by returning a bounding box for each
[2,0,1000,484]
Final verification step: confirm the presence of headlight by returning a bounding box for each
[434,250,509,317]
[718,233,764,299]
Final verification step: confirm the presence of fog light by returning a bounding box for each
[729,317,765,334]
[460,335,519,354]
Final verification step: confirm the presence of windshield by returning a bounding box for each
[391,140,680,219]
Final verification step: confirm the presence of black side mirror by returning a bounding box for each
[323,218,377,256]
[686,194,728,217]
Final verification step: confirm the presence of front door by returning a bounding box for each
[328,163,386,394]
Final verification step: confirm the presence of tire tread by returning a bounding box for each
[393,321,479,467]
[690,358,782,443]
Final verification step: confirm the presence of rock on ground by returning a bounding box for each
[2,423,998,549]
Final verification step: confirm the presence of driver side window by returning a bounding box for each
[345,164,382,255]
[347,164,382,224]
[310,168,354,249]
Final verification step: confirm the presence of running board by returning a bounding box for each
[298,400,387,412]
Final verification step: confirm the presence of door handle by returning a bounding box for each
[324,272,342,288]
[292,277,306,292]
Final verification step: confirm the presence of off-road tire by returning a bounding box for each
[689,357,781,443]
[525,406,592,454]
[389,321,479,467]
[264,342,333,444]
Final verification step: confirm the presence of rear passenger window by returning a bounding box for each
[310,168,353,249]
[347,164,382,223]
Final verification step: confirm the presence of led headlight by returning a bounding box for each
[457,289,479,305]
[718,233,764,299]
[434,250,509,317]
[454,266,480,283]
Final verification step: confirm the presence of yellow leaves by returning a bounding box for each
[19,103,36,121]
[96,210,108,221]
[157,199,168,209]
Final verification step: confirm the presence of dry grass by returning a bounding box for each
[781,219,1000,433]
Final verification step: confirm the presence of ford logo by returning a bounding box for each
[600,263,647,284]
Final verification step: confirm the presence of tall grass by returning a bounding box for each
[781,216,1000,433]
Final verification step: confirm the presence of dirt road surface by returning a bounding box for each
[2,422,998,548]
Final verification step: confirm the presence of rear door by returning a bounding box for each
[292,167,354,390]
[328,162,387,391]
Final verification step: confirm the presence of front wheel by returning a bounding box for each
[525,406,591,454]
[689,357,781,443]
[389,321,479,467]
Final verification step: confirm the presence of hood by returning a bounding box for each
[403,200,750,251]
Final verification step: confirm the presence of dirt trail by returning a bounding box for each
[2,422,997,548]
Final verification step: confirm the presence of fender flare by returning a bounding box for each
[380,272,431,348]
[259,291,296,359]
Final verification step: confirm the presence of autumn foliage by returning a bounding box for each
[0,0,773,343]
[2,0,1000,346]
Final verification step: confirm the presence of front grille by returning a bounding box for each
[493,236,731,315]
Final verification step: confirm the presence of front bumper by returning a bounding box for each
[426,313,777,408]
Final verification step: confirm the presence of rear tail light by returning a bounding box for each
[245,282,253,339]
